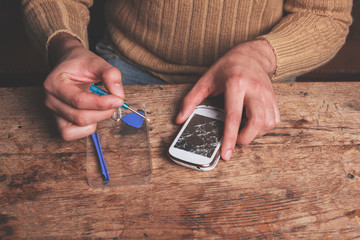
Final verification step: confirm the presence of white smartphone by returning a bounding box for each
[168,105,225,171]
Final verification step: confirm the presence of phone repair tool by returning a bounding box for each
[89,84,150,122]
[91,132,110,184]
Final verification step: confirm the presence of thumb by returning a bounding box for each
[101,66,124,99]
[176,75,214,124]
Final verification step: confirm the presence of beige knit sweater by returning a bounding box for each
[21,0,353,83]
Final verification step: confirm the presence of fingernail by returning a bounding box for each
[223,150,232,161]
[112,99,123,108]
[113,83,123,97]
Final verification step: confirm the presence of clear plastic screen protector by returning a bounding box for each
[86,102,152,188]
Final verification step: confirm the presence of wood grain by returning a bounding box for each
[0,82,360,239]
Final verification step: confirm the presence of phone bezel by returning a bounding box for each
[168,105,224,166]
[168,149,221,171]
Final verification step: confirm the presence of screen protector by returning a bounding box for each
[86,102,152,188]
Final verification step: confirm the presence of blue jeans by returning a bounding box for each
[96,37,167,85]
[107,58,167,85]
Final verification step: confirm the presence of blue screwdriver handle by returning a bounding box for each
[89,84,129,110]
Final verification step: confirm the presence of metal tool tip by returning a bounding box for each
[128,106,150,122]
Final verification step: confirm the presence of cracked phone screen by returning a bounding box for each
[174,114,224,158]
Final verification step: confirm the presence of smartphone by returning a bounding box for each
[168,105,225,171]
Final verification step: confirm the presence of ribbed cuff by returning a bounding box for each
[258,9,351,82]
[22,0,91,64]
[46,29,88,65]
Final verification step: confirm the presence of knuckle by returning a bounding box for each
[107,66,121,76]
[73,112,89,126]
[103,66,122,81]
[264,118,276,130]
[248,80,262,93]
[226,75,244,88]
[71,93,85,108]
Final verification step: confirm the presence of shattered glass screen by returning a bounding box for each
[174,114,224,158]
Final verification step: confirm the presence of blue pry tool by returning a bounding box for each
[91,132,110,184]
[89,84,150,121]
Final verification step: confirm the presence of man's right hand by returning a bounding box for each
[44,33,125,141]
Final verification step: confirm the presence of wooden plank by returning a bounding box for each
[0,82,360,239]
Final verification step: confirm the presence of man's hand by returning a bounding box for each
[176,40,280,160]
[44,33,125,141]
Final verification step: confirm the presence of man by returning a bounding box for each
[21,0,352,160]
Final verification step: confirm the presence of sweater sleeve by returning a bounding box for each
[258,0,353,82]
[21,0,93,60]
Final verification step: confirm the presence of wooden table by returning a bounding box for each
[1,82,360,239]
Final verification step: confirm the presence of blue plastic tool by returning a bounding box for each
[121,111,145,128]
[89,84,150,122]
[91,132,110,184]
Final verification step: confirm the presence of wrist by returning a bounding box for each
[48,32,85,67]
[247,40,277,78]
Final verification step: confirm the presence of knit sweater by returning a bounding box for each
[21,0,353,83]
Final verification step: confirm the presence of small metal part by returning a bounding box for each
[111,108,122,121]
